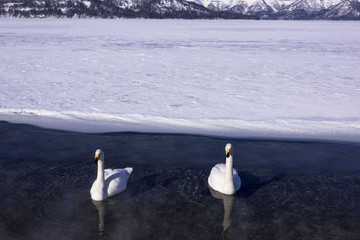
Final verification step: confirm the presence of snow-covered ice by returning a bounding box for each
[1,19,360,142]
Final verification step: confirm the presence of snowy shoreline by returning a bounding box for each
[1,109,359,143]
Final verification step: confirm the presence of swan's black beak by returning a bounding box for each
[226,149,230,158]
[95,154,99,163]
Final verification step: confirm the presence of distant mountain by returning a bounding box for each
[0,0,359,19]
[323,0,360,19]
[212,0,360,19]
[0,0,257,19]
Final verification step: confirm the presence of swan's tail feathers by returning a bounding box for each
[125,167,133,174]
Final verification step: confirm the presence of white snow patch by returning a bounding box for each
[83,1,91,8]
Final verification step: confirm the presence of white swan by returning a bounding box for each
[208,143,241,195]
[90,149,133,201]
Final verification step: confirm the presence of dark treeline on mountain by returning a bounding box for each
[0,0,259,19]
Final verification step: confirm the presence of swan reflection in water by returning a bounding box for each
[210,188,235,239]
[92,200,106,239]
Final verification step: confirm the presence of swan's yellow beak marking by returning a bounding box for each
[95,154,100,162]
[226,149,230,158]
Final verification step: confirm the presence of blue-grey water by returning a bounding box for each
[0,121,360,239]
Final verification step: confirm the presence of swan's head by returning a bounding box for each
[225,143,232,158]
[94,149,104,162]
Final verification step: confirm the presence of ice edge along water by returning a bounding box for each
[1,108,360,142]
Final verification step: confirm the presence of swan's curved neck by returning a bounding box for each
[225,155,234,192]
[97,160,105,184]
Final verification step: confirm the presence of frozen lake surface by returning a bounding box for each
[1,19,360,141]
[0,121,360,240]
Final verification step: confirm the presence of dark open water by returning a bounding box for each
[1,121,360,240]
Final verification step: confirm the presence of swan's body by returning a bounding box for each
[208,143,241,195]
[90,149,133,201]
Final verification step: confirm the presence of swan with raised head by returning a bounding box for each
[90,149,133,201]
[208,143,241,195]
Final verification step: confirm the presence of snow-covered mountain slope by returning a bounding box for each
[189,0,292,13]
[0,0,359,19]
[324,0,360,19]
[278,0,360,19]
[189,0,359,19]
[284,0,342,13]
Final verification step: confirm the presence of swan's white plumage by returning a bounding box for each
[90,149,132,201]
[208,143,241,195]
[208,164,241,194]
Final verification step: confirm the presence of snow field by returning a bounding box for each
[1,19,360,141]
